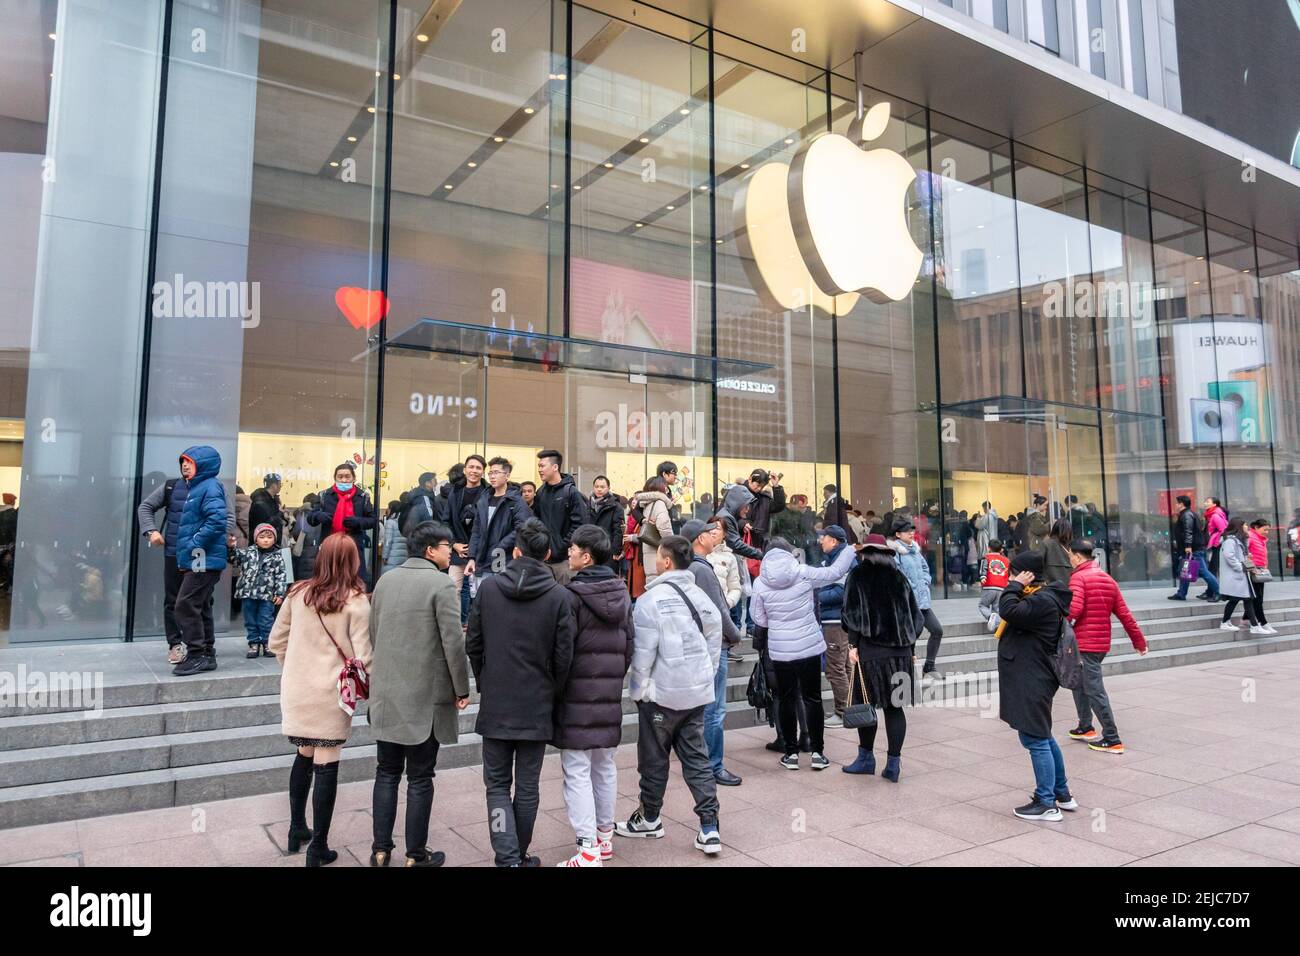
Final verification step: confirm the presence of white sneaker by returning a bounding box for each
[824,713,844,728]
[1220,621,1238,631]
[1249,625,1270,635]
[694,825,722,855]
[556,840,602,867]
[596,827,614,862]
[987,615,1000,632]
[1264,626,1279,635]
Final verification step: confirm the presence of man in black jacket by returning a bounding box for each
[445,455,486,623]
[466,457,528,584]
[466,518,575,867]
[554,524,634,867]
[745,469,786,550]
[534,449,590,582]
[997,550,1075,822]
[400,472,443,536]
[249,473,284,544]
[588,475,624,568]
[1168,494,1219,601]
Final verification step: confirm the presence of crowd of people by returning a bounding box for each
[129,445,1299,864]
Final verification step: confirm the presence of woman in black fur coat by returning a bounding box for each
[840,533,923,781]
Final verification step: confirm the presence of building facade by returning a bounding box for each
[2,0,1299,644]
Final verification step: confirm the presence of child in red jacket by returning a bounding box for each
[1065,541,1147,754]
[978,540,1011,632]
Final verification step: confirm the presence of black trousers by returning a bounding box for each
[163,560,183,646]
[1223,595,1261,627]
[372,729,441,857]
[1251,579,1268,625]
[481,737,547,867]
[635,701,718,826]
[773,655,825,756]
[174,569,220,657]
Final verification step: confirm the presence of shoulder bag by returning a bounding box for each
[842,660,878,729]
[1053,617,1084,691]
[316,607,369,716]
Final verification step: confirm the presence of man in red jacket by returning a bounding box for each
[1065,540,1147,755]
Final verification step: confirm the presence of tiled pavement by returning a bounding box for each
[5,649,1300,867]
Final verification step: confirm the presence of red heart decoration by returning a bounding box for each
[335,287,388,330]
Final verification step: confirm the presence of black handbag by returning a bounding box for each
[842,660,878,729]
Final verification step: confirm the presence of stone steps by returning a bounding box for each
[2,594,1298,829]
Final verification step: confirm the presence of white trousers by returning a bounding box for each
[560,747,618,843]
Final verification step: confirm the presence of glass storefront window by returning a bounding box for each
[1257,234,1300,577]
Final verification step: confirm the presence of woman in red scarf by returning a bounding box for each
[307,462,378,589]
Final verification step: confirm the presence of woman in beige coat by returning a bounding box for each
[269,533,372,866]
[627,477,675,586]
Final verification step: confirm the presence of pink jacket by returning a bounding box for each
[1248,528,1269,568]
[1206,506,1228,549]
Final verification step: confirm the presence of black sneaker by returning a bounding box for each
[246,643,260,659]
[1055,791,1079,811]
[1167,594,1186,601]
[810,752,830,771]
[405,848,446,867]
[519,855,541,867]
[1013,797,1062,821]
[765,739,786,753]
[172,654,215,677]
[779,753,800,771]
[615,807,665,839]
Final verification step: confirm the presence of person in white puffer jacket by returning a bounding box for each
[750,537,858,772]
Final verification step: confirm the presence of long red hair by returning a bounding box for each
[289,533,365,614]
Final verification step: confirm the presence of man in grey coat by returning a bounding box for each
[681,518,744,787]
[366,521,470,867]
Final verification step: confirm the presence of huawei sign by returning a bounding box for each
[735,102,924,312]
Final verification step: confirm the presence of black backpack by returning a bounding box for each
[1054,617,1084,691]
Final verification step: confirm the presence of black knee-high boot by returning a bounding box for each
[287,752,314,853]
[306,761,340,866]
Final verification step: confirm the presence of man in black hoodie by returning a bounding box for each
[716,484,763,562]
[399,471,443,536]
[554,524,634,867]
[997,550,1076,823]
[534,449,590,583]
[249,473,284,544]
[466,517,575,867]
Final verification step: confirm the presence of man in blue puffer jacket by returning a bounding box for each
[890,517,944,679]
[173,445,229,675]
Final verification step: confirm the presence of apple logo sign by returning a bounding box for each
[787,102,925,304]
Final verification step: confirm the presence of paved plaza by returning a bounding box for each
[4,647,1299,868]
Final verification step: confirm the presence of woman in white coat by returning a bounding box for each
[750,537,858,772]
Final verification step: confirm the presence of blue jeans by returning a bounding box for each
[704,652,728,773]
[1018,732,1069,807]
[1175,550,1219,598]
[242,598,276,645]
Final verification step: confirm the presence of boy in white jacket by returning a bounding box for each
[617,535,723,856]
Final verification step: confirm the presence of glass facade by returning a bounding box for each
[3,0,1300,643]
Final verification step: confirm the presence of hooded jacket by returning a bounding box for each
[533,473,591,561]
[466,555,575,740]
[996,579,1073,738]
[890,538,932,609]
[751,545,857,662]
[716,484,762,560]
[553,565,635,750]
[1068,560,1145,655]
[629,569,721,711]
[175,445,229,572]
[1205,505,1228,550]
[467,485,529,567]
[816,543,851,622]
[399,485,444,535]
[248,487,283,543]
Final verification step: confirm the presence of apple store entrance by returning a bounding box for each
[933,396,1168,590]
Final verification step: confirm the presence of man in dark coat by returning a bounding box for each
[465,457,529,583]
[466,517,575,867]
[553,525,634,867]
[588,475,624,568]
[534,450,591,583]
[744,468,786,549]
[248,473,284,544]
[997,550,1075,822]
[399,471,444,536]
